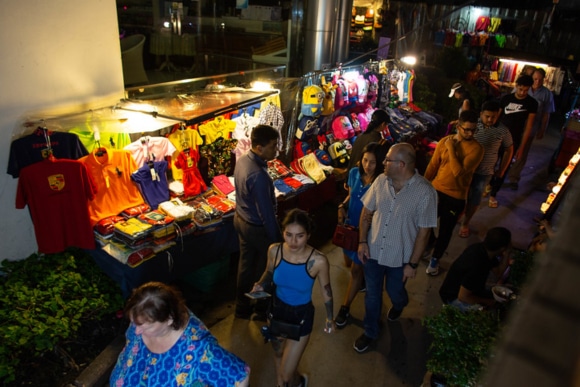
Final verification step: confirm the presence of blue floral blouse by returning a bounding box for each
[110,312,249,386]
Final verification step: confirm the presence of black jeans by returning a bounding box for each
[430,191,465,260]
[233,213,274,314]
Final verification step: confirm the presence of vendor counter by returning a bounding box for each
[88,173,342,298]
[87,219,238,298]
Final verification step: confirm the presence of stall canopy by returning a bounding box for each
[13,66,289,140]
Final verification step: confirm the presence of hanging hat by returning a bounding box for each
[448,83,462,98]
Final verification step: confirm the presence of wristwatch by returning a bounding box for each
[407,262,419,269]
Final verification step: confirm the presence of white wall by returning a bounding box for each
[0,0,125,262]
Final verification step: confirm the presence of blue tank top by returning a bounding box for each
[273,245,316,306]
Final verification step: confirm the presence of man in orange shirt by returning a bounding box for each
[424,110,484,276]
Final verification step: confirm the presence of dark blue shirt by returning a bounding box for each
[234,150,281,241]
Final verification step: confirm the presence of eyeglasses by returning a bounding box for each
[384,159,405,166]
[457,124,477,133]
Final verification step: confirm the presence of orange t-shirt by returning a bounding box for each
[80,149,144,226]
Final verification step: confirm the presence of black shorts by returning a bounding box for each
[269,295,315,337]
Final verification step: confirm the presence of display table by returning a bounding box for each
[88,219,238,298]
[88,174,340,298]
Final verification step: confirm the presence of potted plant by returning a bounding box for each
[423,305,500,387]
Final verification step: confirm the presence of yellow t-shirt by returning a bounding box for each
[198,117,236,144]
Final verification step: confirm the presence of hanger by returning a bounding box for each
[38,124,55,160]
[95,140,107,157]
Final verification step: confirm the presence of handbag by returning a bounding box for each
[332,223,359,251]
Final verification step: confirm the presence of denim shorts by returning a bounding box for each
[268,295,315,337]
[344,248,362,265]
[467,173,492,207]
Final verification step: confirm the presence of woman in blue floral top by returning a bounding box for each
[110,282,250,386]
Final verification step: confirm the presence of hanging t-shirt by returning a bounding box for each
[69,128,132,153]
[489,17,502,33]
[16,158,96,253]
[174,148,207,198]
[198,117,236,144]
[7,128,88,178]
[166,127,204,181]
[454,32,463,48]
[495,34,506,48]
[475,16,491,32]
[124,136,176,167]
[80,149,145,226]
[232,113,261,160]
[131,160,170,210]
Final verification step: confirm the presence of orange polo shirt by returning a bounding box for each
[424,135,484,200]
[80,149,145,225]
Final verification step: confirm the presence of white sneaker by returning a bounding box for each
[426,258,439,276]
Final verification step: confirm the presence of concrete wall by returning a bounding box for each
[0,0,124,262]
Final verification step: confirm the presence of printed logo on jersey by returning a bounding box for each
[504,103,526,114]
[48,174,65,191]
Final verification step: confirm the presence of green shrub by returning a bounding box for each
[0,249,123,384]
[508,249,536,289]
[423,305,500,387]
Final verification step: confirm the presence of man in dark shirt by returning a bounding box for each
[233,124,282,319]
[489,75,538,203]
[439,227,512,310]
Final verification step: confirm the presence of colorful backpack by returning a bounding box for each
[295,115,320,140]
[327,142,350,168]
[331,115,355,140]
[320,76,337,116]
[301,85,324,117]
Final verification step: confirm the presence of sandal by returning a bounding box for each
[488,197,498,208]
[482,184,492,198]
[458,226,470,238]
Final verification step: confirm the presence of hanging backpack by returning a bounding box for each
[301,85,324,117]
[332,115,355,141]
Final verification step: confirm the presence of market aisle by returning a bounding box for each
[207,117,564,386]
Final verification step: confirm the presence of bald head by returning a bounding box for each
[391,143,416,169]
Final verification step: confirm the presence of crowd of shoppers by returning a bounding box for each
[109,65,556,385]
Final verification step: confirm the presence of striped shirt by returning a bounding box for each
[474,120,513,175]
[361,171,438,267]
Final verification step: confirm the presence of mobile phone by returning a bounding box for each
[244,291,272,299]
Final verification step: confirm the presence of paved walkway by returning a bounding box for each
[206,119,565,386]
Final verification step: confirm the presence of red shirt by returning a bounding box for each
[16,158,97,253]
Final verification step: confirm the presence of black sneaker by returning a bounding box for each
[335,306,350,328]
[387,307,403,321]
[299,374,308,387]
[353,333,374,353]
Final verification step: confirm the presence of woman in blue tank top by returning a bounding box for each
[251,209,335,387]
